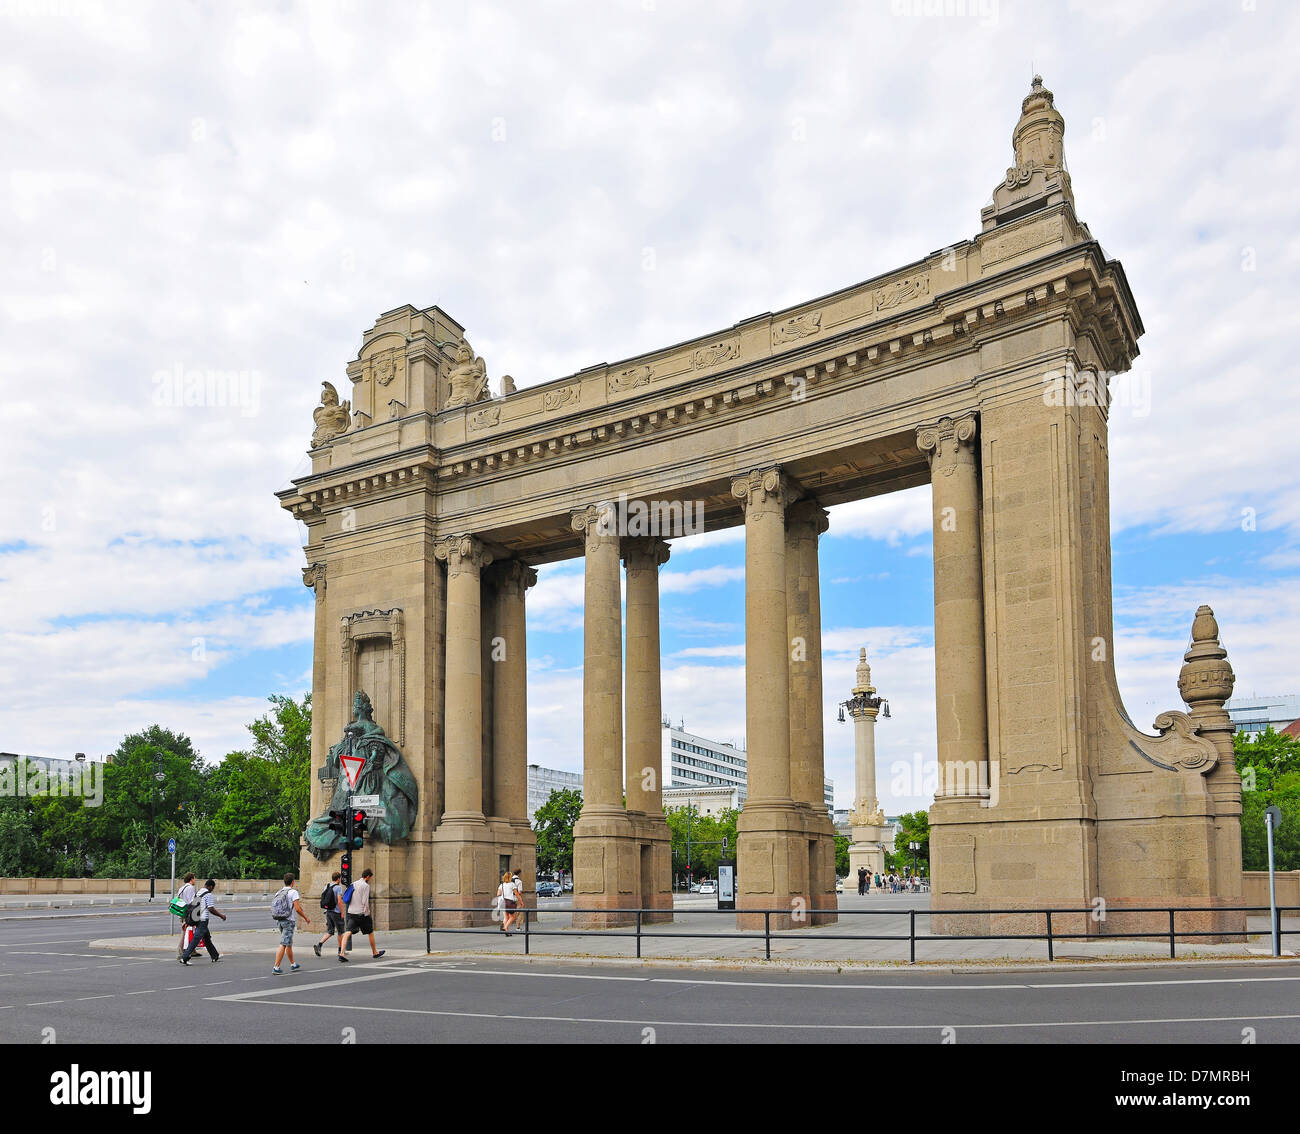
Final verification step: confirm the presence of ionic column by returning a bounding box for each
[785,499,829,811]
[916,414,988,798]
[434,534,494,822]
[302,563,330,817]
[731,468,794,805]
[623,537,670,816]
[572,503,624,814]
[491,559,537,823]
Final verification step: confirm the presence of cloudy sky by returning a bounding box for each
[3,0,1298,814]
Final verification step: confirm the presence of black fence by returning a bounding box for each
[425,903,1298,962]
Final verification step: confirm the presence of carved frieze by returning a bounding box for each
[544,384,580,412]
[338,607,405,747]
[692,339,740,369]
[982,216,1065,269]
[772,312,821,347]
[875,275,930,313]
[469,406,501,431]
[609,365,655,395]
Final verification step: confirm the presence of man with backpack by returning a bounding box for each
[313,871,348,957]
[179,878,226,964]
[337,868,385,962]
[271,872,311,975]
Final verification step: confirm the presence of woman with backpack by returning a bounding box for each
[172,873,197,958]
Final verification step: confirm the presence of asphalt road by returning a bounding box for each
[3,906,1300,1044]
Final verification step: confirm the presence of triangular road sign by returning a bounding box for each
[340,752,366,791]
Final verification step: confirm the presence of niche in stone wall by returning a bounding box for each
[339,607,406,746]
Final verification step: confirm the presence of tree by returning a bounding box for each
[534,788,583,875]
[665,805,737,881]
[888,810,930,875]
[1236,727,1300,872]
[834,834,850,878]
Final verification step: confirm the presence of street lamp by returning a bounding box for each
[909,840,920,881]
[150,753,165,902]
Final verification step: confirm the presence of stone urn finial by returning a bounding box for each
[1178,604,1235,712]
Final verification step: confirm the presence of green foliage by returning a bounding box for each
[834,834,850,878]
[1236,727,1300,872]
[533,788,583,875]
[0,693,312,883]
[886,810,930,875]
[665,806,738,880]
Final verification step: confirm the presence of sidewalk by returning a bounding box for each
[0,892,272,911]
[90,894,1300,967]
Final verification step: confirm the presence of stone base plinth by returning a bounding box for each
[736,802,818,931]
[807,816,839,926]
[572,809,673,928]
[297,836,432,931]
[429,818,536,929]
[846,824,888,892]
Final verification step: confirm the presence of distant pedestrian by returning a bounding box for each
[857,866,867,896]
[271,872,311,974]
[174,873,197,959]
[498,870,519,934]
[180,878,226,964]
[313,871,346,958]
[512,868,526,930]
[338,869,385,960]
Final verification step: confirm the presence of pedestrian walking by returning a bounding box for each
[173,873,197,959]
[313,871,346,957]
[338,868,385,960]
[271,872,311,974]
[180,878,226,964]
[498,870,521,934]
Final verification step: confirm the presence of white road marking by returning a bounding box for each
[213,999,1300,1031]
[121,990,151,996]
[75,995,114,1001]
[26,1000,65,1006]
[213,968,427,1002]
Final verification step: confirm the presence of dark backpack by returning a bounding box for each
[320,882,337,911]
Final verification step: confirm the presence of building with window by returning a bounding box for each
[1226,695,1300,740]
[660,724,832,815]
[526,764,584,824]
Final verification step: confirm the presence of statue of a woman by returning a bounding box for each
[444,340,489,408]
[305,691,419,860]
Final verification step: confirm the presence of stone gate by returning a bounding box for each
[279,79,1245,938]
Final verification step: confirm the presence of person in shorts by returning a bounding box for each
[338,868,385,961]
[313,871,346,958]
[174,873,197,959]
[272,872,311,975]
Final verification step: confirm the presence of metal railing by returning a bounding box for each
[425,903,1298,963]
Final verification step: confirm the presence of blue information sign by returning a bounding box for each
[167,838,177,855]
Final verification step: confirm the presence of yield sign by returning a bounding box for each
[339,752,366,791]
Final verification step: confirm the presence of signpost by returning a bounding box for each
[1265,804,1283,958]
[167,838,177,932]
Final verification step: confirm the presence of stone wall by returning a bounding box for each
[0,878,281,895]
[1242,870,1300,908]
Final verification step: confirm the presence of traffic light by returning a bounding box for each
[349,809,367,850]
[327,810,347,837]
[340,850,352,888]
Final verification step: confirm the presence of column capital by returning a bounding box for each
[731,466,793,513]
[490,558,539,596]
[786,498,829,535]
[302,562,326,595]
[571,501,619,551]
[622,536,671,570]
[916,413,978,470]
[433,533,494,577]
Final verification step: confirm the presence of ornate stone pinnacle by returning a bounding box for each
[853,647,873,695]
[1177,604,1235,711]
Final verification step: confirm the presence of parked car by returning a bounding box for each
[835,877,844,893]
[561,878,573,892]
[536,881,562,897]
[698,879,717,895]
[689,881,702,893]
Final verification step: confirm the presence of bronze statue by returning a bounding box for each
[305,691,418,859]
